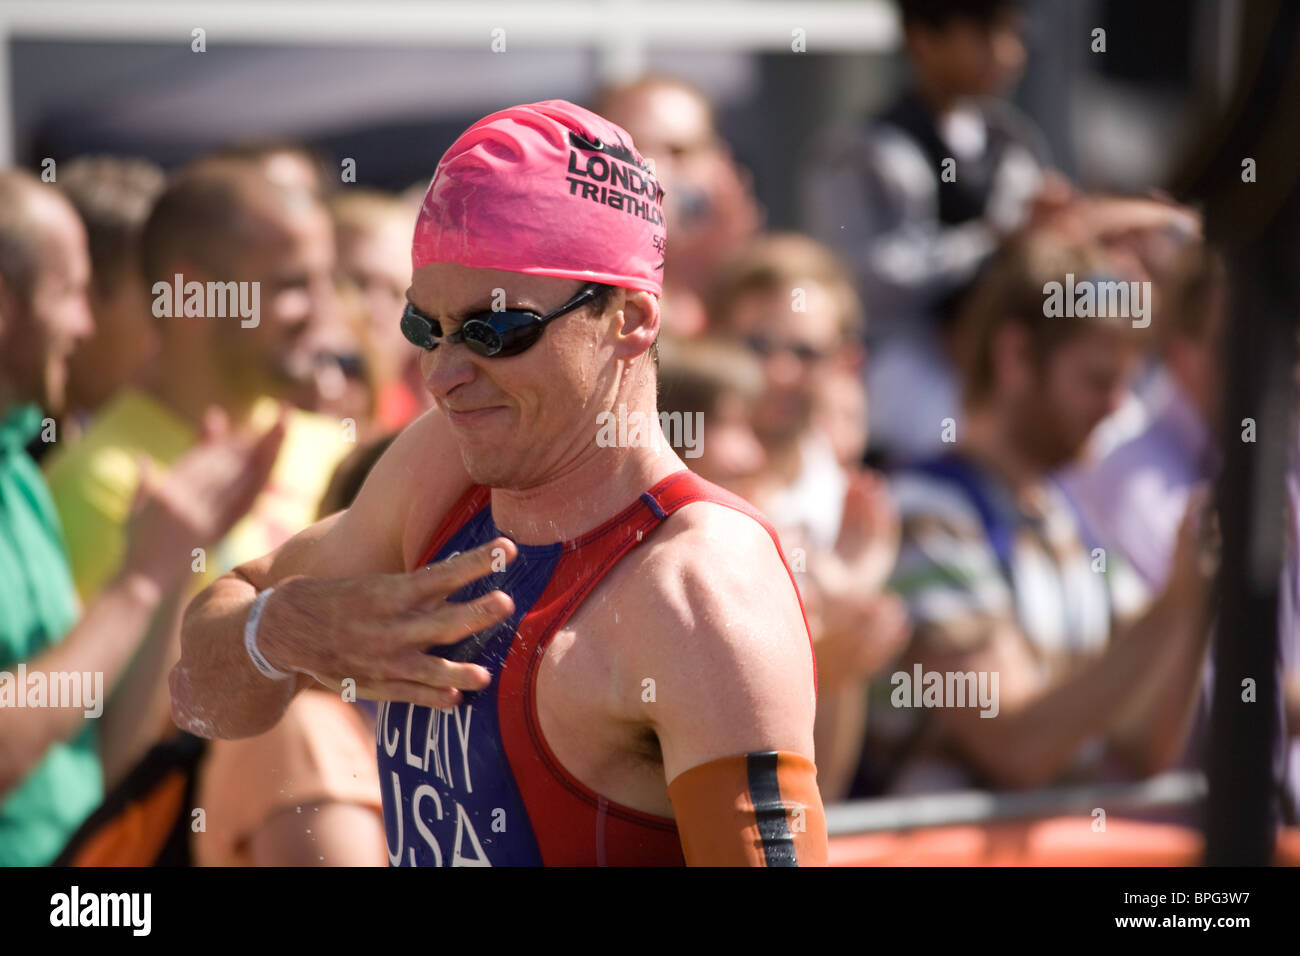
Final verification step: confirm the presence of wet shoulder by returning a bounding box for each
[599,499,803,658]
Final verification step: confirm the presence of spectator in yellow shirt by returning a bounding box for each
[44,158,354,604]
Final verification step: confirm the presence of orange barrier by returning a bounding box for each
[60,767,190,866]
[829,818,1300,866]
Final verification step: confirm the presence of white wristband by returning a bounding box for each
[244,587,292,681]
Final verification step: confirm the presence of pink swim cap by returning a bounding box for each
[412,99,667,296]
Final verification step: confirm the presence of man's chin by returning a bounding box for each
[459,445,520,490]
[463,464,519,490]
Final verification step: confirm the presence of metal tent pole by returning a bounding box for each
[1172,0,1300,866]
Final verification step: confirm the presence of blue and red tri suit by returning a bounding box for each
[374,469,812,866]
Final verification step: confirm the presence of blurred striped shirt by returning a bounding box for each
[876,455,1146,793]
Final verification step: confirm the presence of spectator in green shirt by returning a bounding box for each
[0,167,283,865]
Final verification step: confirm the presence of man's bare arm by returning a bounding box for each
[169,514,350,741]
[633,509,815,778]
[811,687,868,803]
[247,802,388,867]
[170,410,516,740]
[0,571,170,798]
[1105,493,1216,770]
[1,416,284,798]
[626,505,827,864]
[919,547,1208,790]
[910,493,1215,790]
[922,597,1205,790]
[97,588,186,792]
[1104,590,1211,773]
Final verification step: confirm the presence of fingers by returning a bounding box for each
[175,417,289,533]
[227,418,287,505]
[353,680,468,711]
[842,469,869,514]
[342,650,493,695]
[843,469,891,522]
[201,405,229,442]
[343,652,496,708]
[253,414,288,459]
[1168,485,1218,587]
[402,655,493,693]
[412,537,518,600]
[836,472,873,549]
[411,590,516,646]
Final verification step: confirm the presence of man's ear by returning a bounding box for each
[614,289,660,363]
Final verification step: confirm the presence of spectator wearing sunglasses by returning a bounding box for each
[706,233,866,552]
[707,232,911,801]
[287,275,380,439]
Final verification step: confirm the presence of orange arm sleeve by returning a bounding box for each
[666,751,828,866]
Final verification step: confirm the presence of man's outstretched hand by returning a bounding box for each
[256,537,519,711]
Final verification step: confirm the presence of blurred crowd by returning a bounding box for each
[1,0,1297,867]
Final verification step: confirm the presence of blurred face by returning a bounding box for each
[338,218,413,375]
[601,86,754,271]
[692,390,766,489]
[813,370,869,469]
[0,195,93,412]
[287,306,371,424]
[260,151,323,197]
[1010,330,1140,469]
[212,199,339,400]
[726,282,844,446]
[409,263,629,489]
[910,10,1026,100]
[601,85,715,180]
[66,263,157,413]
